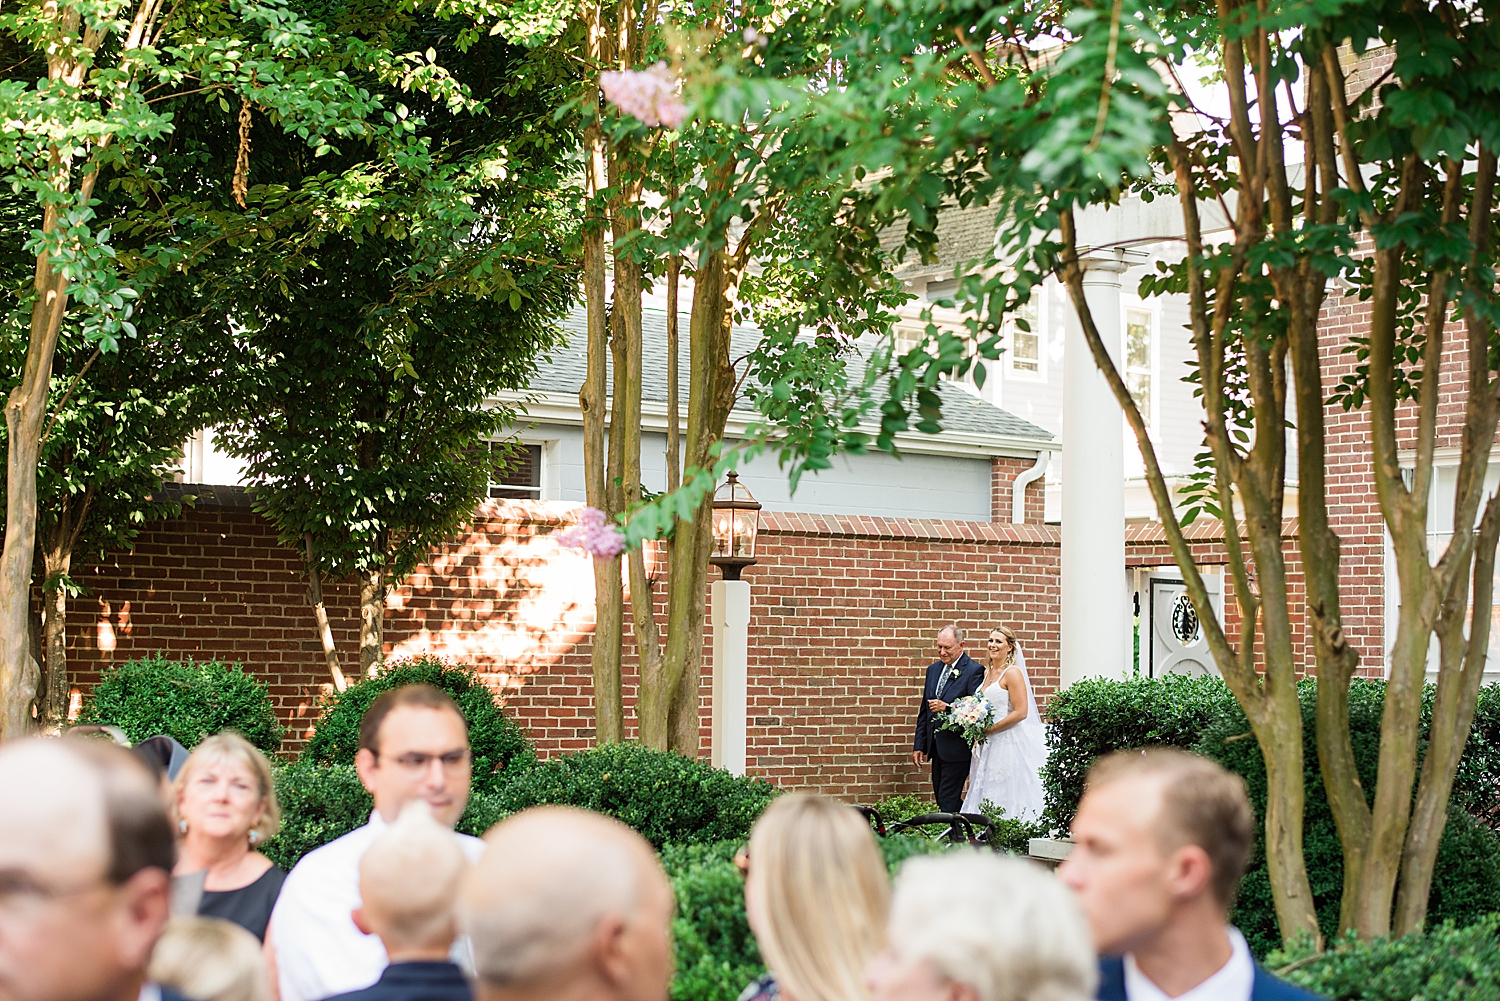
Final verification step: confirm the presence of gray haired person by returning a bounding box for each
[868,853,1096,1001]
[461,806,674,1001]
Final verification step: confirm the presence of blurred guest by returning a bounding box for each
[172,732,285,940]
[0,738,180,1001]
[867,853,1095,1001]
[269,685,483,1001]
[136,736,191,784]
[149,917,271,1001]
[323,803,470,1001]
[736,795,889,1001]
[1059,749,1321,1001]
[461,806,674,1001]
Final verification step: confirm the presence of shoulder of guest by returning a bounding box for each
[1252,966,1326,1001]
[1095,956,1127,1001]
[455,830,486,862]
[280,816,381,885]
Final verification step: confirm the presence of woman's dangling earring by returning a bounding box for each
[248,830,260,846]
[178,818,188,834]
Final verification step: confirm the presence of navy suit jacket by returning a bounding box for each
[913,652,986,762]
[321,962,472,1001]
[1096,956,1325,1001]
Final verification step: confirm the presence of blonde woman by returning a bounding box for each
[151,916,273,1001]
[959,626,1048,819]
[172,732,285,940]
[735,795,890,1001]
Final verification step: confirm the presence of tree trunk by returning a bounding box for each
[304,533,347,692]
[2,261,71,737]
[359,566,385,678]
[578,1,623,742]
[641,241,738,749]
[38,519,74,733]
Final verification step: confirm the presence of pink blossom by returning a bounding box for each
[555,506,627,559]
[600,63,688,129]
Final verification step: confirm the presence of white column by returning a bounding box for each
[1061,253,1130,686]
[710,579,751,775]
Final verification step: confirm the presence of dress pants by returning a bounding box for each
[931,754,971,813]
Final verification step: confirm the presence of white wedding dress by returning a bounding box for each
[960,657,1048,820]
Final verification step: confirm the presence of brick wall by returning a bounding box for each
[990,455,1049,524]
[67,495,1067,802]
[66,489,1344,797]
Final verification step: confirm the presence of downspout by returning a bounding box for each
[1011,451,1050,524]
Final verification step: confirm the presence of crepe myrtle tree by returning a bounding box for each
[0,0,524,734]
[558,0,909,752]
[686,0,1500,946]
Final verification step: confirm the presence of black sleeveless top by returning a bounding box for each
[197,865,287,941]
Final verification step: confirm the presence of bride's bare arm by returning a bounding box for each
[985,668,1029,734]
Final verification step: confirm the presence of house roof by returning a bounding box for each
[523,306,1055,446]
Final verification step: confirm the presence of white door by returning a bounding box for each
[1147,573,1222,678]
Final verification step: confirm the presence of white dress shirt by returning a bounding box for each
[1123,927,1255,1001]
[269,812,485,1001]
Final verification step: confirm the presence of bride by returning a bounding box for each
[960,626,1048,820]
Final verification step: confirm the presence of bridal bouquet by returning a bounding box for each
[939,694,996,747]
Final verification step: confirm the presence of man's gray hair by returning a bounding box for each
[461,810,643,986]
[937,624,965,644]
[889,853,1095,1001]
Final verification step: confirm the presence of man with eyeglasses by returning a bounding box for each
[269,684,483,1001]
[0,738,179,1001]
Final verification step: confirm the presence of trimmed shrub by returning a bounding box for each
[302,658,533,794]
[78,655,282,752]
[260,762,371,870]
[492,743,778,848]
[260,763,512,870]
[1197,679,1500,957]
[1269,916,1500,1001]
[1042,673,1237,830]
[663,842,763,1001]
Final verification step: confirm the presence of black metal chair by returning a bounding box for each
[880,810,995,846]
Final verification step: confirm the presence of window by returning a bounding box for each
[490,443,542,499]
[1008,292,1042,376]
[1386,459,1500,677]
[1125,308,1154,424]
[925,278,960,302]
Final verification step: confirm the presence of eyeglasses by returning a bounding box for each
[733,844,750,879]
[376,749,471,773]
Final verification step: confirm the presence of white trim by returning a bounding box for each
[490,391,1059,460]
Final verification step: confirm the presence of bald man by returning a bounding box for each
[324,803,472,1001]
[0,738,179,1001]
[461,807,675,1001]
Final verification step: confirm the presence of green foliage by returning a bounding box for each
[1197,681,1500,957]
[662,842,763,1001]
[491,743,778,848]
[1043,675,1500,955]
[1269,916,1500,1001]
[259,762,372,870]
[1041,674,1239,830]
[77,655,282,752]
[301,658,533,795]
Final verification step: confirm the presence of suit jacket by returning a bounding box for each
[321,962,472,1001]
[1096,956,1325,1001]
[913,652,986,762]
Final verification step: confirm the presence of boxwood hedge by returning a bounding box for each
[301,657,534,794]
[77,655,283,752]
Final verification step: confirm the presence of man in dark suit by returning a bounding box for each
[912,624,986,812]
[1060,748,1324,1001]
